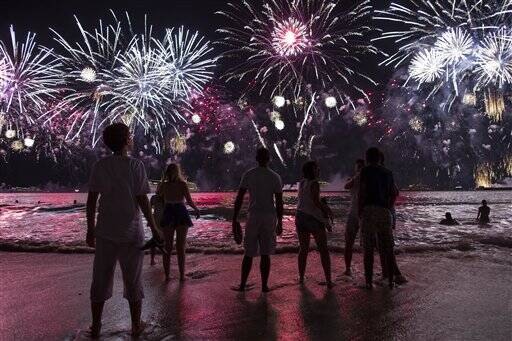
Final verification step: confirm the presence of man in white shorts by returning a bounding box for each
[86,123,159,338]
[232,147,283,292]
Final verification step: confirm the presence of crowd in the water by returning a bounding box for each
[83,123,491,338]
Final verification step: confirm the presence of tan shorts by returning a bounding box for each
[360,206,394,250]
[244,214,277,257]
[90,237,145,302]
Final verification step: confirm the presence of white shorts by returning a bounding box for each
[90,237,145,302]
[244,214,277,257]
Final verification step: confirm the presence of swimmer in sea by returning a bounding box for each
[477,200,490,224]
[440,212,459,226]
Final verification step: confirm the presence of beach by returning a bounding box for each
[2,250,511,340]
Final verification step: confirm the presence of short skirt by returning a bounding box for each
[160,203,193,229]
[295,210,325,234]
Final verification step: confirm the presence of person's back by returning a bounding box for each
[241,166,282,215]
[91,154,149,244]
[478,202,490,223]
[232,147,283,292]
[159,180,187,203]
[360,164,394,209]
[297,179,325,223]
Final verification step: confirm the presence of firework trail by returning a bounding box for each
[217,0,380,100]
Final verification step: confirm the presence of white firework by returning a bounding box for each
[324,96,337,108]
[0,26,62,119]
[224,141,235,154]
[474,28,512,88]
[409,49,444,84]
[434,28,474,65]
[107,34,182,137]
[80,67,97,82]
[273,95,286,108]
[159,26,216,99]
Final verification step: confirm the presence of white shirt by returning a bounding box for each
[297,179,325,222]
[89,155,150,245]
[239,166,282,215]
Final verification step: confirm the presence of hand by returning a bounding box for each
[276,219,283,236]
[86,230,95,248]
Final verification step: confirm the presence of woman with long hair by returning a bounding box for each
[295,161,334,288]
[157,163,200,281]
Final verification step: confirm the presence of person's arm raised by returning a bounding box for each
[86,191,99,247]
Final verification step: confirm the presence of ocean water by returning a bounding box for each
[0,191,511,254]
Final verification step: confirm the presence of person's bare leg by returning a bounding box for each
[260,255,271,292]
[150,247,156,266]
[90,301,104,338]
[175,226,188,281]
[163,228,175,281]
[298,232,311,284]
[234,256,253,291]
[313,230,333,288]
[129,300,145,336]
[344,236,355,276]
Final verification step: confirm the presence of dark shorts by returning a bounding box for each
[160,203,193,229]
[295,211,325,234]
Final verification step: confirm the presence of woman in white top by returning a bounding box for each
[157,163,200,281]
[295,161,334,288]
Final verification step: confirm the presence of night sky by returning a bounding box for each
[0,1,404,188]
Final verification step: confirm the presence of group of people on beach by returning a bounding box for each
[83,123,405,337]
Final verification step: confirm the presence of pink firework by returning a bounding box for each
[271,18,310,57]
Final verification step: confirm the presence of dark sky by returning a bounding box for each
[0,0,226,45]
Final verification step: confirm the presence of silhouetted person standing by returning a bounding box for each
[477,200,490,224]
[358,147,396,289]
[86,123,159,338]
[344,159,365,276]
[232,147,283,292]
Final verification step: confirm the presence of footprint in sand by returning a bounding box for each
[72,321,175,340]
[186,269,218,280]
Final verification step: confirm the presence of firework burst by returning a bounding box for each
[217,0,380,100]
[48,13,216,151]
[158,26,217,98]
[0,26,62,132]
[376,0,512,115]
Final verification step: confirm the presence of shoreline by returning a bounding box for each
[2,251,511,340]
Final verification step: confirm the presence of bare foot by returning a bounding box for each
[231,283,254,292]
[132,321,147,337]
[89,323,101,339]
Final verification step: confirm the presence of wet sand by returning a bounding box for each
[1,251,511,340]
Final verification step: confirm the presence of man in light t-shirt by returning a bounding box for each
[86,123,158,338]
[232,147,283,292]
